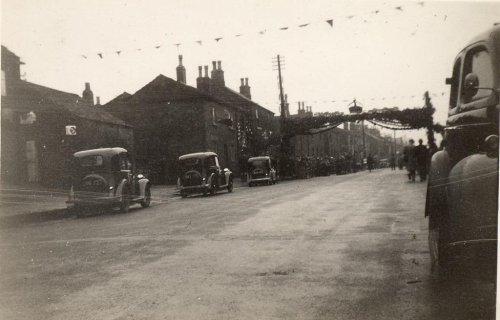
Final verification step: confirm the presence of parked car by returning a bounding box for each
[247,156,278,186]
[66,147,152,213]
[426,25,499,281]
[177,152,234,197]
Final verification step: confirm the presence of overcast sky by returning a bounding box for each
[2,0,499,139]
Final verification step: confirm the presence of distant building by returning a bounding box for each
[1,46,133,187]
[104,56,275,183]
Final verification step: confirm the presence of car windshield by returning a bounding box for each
[249,160,269,170]
[179,158,203,174]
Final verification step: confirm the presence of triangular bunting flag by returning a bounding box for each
[395,6,403,11]
[215,37,222,42]
[97,53,103,59]
[372,10,380,14]
[155,45,161,49]
[116,51,121,55]
[418,1,425,6]
[280,27,288,30]
[299,23,309,27]
[347,15,354,19]
[196,40,202,45]
[326,19,333,27]
[81,55,87,59]
[259,30,266,35]
[235,34,242,37]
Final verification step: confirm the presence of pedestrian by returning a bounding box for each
[415,139,428,182]
[367,154,374,172]
[403,139,417,182]
[389,153,396,171]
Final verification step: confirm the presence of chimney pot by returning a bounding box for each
[85,82,90,90]
[212,61,217,70]
[178,55,183,65]
[204,65,209,77]
[198,66,202,77]
[96,96,101,105]
[217,61,222,70]
[245,78,248,86]
[240,78,244,85]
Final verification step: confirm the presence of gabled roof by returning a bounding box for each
[105,91,132,106]
[5,81,128,127]
[129,74,217,103]
[211,85,274,115]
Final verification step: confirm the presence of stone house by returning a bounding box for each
[1,46,133,187]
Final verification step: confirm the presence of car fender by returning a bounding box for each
[224,171,233,183]
[137,178,150,198]
[446,153,498,241]
[425,150,451,218]
[206,173,216,186]
[116,179,128,197]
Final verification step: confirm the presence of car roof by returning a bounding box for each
[73,147,127,158]
[178,152,217,161]
[248,156,270,162]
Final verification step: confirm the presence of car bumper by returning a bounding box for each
[180,184,209,193]
[249,177,271,183]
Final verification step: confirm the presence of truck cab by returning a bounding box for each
[426,25,499,280]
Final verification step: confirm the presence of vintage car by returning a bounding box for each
[177,152,234,197]
[426,25,499,280]
[66,147,152,213]
[247,156,278,186]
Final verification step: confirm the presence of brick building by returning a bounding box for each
[1,46,133,187]
[104,56,275,184]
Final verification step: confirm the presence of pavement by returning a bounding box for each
[0,178,248,218]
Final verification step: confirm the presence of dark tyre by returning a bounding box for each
[248,182,253,187]
[227,178,233,193]
[209,185,216,196]
[141,186,151,208]
[120,186,130,213]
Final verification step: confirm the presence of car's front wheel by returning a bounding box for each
[120,186,130,213]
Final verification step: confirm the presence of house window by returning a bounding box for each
[255,109,259,119]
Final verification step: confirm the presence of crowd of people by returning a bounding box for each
[402,138,434,182]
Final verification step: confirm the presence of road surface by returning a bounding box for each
[0,169,495,319]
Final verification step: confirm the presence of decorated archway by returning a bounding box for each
[281,92,444,149]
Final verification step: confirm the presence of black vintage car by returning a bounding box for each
[426,25,499,280]
[177,152,234,197]
[66,147,151,213]
[247,156,278,186]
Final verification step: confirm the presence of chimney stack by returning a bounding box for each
[239,77,251,99]
[176,55,186,84]
[210,60,225,87]
[197,65,211,93]
[198,66,202,78]
[82,82,94,106]
[96,96,101,105]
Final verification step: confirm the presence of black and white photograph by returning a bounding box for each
[1,0,499,319]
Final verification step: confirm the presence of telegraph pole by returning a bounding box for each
[273,55,286,120]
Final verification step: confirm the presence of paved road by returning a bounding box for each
[0,170,495,319]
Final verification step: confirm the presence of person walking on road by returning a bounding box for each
[367,154,374,172]
[415,139,428,182]
[403,139,417,182]
[389,154,396,171]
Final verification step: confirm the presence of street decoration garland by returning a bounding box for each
[281,92,439,137]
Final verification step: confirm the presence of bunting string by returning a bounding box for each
[79,1,450,60]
